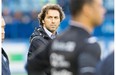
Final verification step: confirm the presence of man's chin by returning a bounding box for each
[95,20,104,26]
[99,21,104,25]
[50,28,56,31]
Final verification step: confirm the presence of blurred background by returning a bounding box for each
[2,0,114,75]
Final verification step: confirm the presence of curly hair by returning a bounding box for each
[38,4,65,26]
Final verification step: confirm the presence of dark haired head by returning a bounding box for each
[70,0,94,16]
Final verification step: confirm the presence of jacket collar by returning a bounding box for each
[69,20,92,35]
[2,48,9,62]
[36,27,50,39]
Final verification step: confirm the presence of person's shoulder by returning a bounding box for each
[81,37,101,58]
[96,52,114,75]
[101,52,114,66]
[56,26,79,40]
[30,27,44,41]
[31,27,42,37]
[2,48,7,57]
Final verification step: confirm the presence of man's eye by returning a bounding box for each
[55,17,58,19]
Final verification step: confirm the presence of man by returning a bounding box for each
[26,0,106,75]
[96,52,114,75]
[28,4,65,57]
[1,17,11,75]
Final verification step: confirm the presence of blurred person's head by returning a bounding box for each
[1,17,5,43]
[13,11,23,21]
[38,4,65,34]
[70,0,106,31]
[31,10,38,20]
[2,8,11,16]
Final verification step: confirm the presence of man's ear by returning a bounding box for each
[83,4,93,18]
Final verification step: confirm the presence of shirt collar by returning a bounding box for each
[69,20,92,34]
[43,27,55,39]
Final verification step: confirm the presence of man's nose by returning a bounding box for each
[52,18,55,23]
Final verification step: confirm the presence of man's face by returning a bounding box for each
[1,18,5,42]
[90,0,106,26]
[43,9,60,33]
